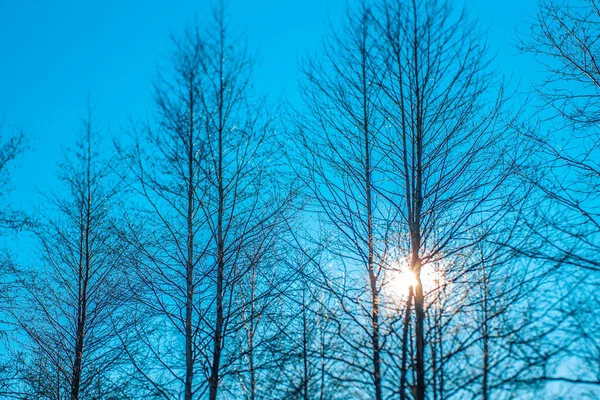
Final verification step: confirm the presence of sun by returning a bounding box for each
[383,260,444,300]
[383,260,417,300]
[387,268,417,298]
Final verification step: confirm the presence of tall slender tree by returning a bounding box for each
[119,6,289,399]
[294,2,391,398]
[376,0,523,398]
[518,0,600,393]
[10,110,129,399]
[0,126,27,399]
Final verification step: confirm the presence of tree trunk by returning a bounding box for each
[482,263,489,400]
[302,289,309,400]
[71,313,86,400]
[363,34,381,400]
[209,144,225,400]
[71,126,93,400]
[184,75,196,400]
[248,264,257,400]
[400,288,413,400]
[210,33,226,399]
[414,278,425,400]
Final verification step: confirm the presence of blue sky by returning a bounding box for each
[0,0,538,213]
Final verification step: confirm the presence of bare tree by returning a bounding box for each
[9,109,130,399]
[517,0,600,394]
[116,20,211,399]
[119,6,290,399]
[0,126,27,399]
[293,1,531,399]
[292,1,394,398]
[376,0,524,398]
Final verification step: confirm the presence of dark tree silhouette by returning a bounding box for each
[118,6,291,400]
[518,0,600,393]
[10,110,130,399]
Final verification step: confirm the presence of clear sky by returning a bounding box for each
[0,0,538,215]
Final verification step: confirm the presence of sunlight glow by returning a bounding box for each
[383,259,445,301]
[388,268,418,297]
